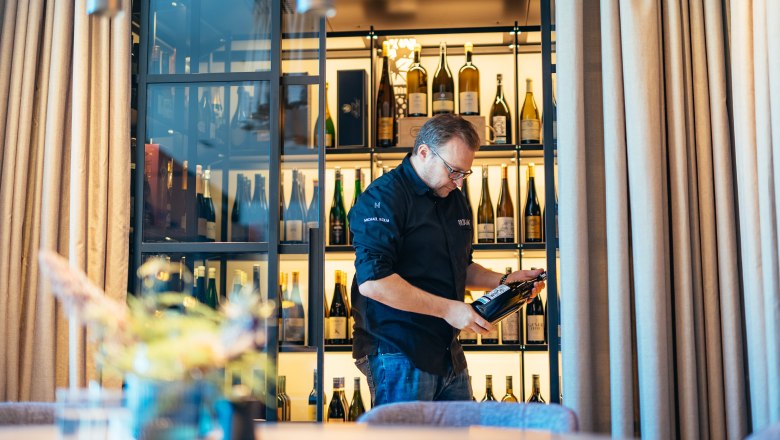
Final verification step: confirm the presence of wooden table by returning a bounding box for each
[0,423,614,440]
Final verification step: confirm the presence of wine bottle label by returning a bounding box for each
[492,116,507,143]
[307,220,319,230]
[553,121,557,141]
[496,217,515,240]
[476,284,510,304]
[501,311,520,342]
[330,221,345,245]
[521,119,541,142]
[477,223,494,240]
[525,216,542,239]
[197,218,207,237]
[325,133,333,147]
[326,316,348,340]
[409,93,427,115]
[284,318,305,342]
[527,315,545,342]
[378,117,393,141]
[286,220,303,242]
[206,221,216,240]
[459,92,479,114]
[432,95,454,113]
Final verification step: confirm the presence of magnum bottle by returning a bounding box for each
[520,78,541,144]
[285,170,305,244]
[326,270,349,344]
[496,164,515,243]
[315,82,336,148]
[501,376,519,403]
[327,377,346,422]
[481,375,497,402]
[347,377,366,421]
[459,289,478,344]
[432,42,455,114]
[524,163,543,242]
[489,74,511,144]
[329,168,348,245]
[406,43,428,117]
[500,267,521,344]
[458,42,480,115]
[282,271,305,345]
[477,167,495,243]
[376,41,396,147]
[472,271,548,324]
[202,167,216,242]
[527,374,546,403]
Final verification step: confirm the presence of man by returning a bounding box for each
[349,114,545,405]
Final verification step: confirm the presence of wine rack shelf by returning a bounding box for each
[323,344,549,353]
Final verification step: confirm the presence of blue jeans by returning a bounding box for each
[355,351,472,406]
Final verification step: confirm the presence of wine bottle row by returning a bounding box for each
[275,372,368,423]
[475,374,546,403]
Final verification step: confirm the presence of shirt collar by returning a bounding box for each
[399,153,431,196]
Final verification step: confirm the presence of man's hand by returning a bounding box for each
[444,300,494,335]
[505,268,546,300]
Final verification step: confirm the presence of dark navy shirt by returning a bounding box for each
[349,154,474,376]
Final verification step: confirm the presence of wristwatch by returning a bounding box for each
[499,273,510,285]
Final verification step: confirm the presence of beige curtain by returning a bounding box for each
[0,0,131,401]
[557,0,779,438]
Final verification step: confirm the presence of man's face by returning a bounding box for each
[419,138,475,198]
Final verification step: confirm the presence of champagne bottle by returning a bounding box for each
[526,280,546,344]
[349,169,362,244]
[327,377,346,422]
[524,163,543,243]
[308,369,319,421]
[306,178,320,233]
[461,177,474,243]
[459,290,478,344]
[432,42,455,114]
[527,374,546,403]
[520,78,541,144]
[329,168,348,245]
[247,174,268,242]
[458,42,480,115]
[282,271,306,345]
[481,375,497,401]
[406,43,428,117]
[489,74,511,144]
[315,82,336,148]
[496,164,515,243]
[285,170,305,243]
[376,41,396,147]
[501,267,521,344]
[202,167,216,242]
[347,377,366,421]
[196,165,206,241]
[239,176,252,237]
[501,376,519,403]
[326,270,349,344]
[196,265,206,303]
[230,87,250,148]
[205,267,219,309]
[477,167,495,243]
[231,174,245,242]
[472,272,548,323]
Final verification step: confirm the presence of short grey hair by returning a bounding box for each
[412,114,480,155]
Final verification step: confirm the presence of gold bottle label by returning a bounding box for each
[525,216,541,239]
[378,117,393,140]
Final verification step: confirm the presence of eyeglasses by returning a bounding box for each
[428,146,473,180]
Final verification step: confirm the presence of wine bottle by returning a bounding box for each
[196,165,207,241]
[527,374,546,403]
[247,174,268,242]
[315,82,336,149]
[231,174,246,242]
[489,74,511,144]
[285,170,305,244]
[520,78,541,144]
[526,274,546,344]
[252,264,262,298]
[326,270,349,344]
[472,271,548,323]
[461,177,474,243]
[481,375,497,401]
[277,375,291,421]
[202,167,216,242]
[459,290,478,344]
[239,176,252,237]
[406,43,428,117]
[308,369,319,421]
[342,271,354,342]
[230,87,250,148]
[347,377,366,422]
[205,267,219,309]
[524,163,543,243]
[171,160,188,239]
[158,160,172,230]
[282,271,306,345]
[198,89,215,139]
[349,169,362,244]
[306,178,320,233]
[195,266,206,303]
[458,42,480,115]
[432,42,455,114]
[496,164,515,243]
[477,167,495,243]
[501,267,521,344]
[278,272,286,342]
[501,376,519,403]
[212,89,226,142]
[329,168,348,245]
[279,178,286,242]
[327,377,346,422]
[376,41,396,147]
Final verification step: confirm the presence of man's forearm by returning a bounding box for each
[357,274,454,319]
[465,263,503,291]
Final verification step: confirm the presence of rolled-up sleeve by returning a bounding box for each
[348,179,404,286]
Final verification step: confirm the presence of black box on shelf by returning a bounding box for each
[337,70,368,148]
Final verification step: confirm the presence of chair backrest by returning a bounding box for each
[358,401,578,433]
[0,402,56,425]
